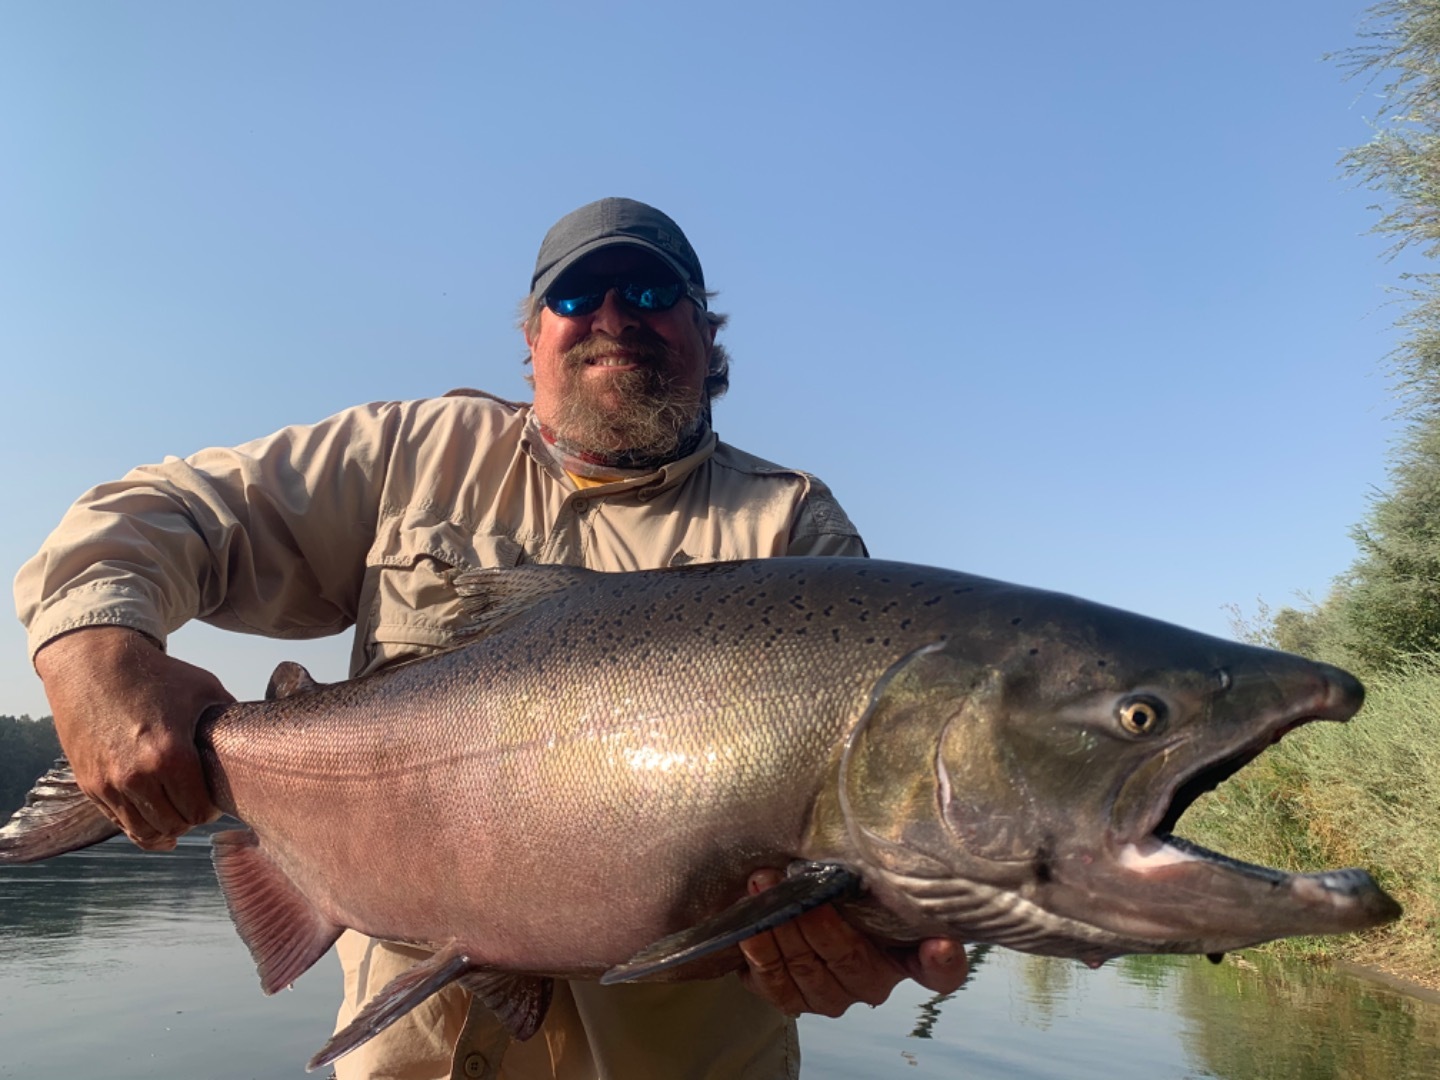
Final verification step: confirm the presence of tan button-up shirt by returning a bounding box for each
[15,390,867,1080]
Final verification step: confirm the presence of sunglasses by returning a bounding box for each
[544,274,707,317]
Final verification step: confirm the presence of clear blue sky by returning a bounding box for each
[0,2,1411,718]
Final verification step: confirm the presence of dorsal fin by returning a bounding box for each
[450,565,596,640]
[266,661,322,700]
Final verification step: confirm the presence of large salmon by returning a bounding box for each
[0,558,1401,1069]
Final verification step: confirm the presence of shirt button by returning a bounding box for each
[572,498,589,513]
[462,1052,487,1078]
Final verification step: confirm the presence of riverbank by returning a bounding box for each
[1185,655,1440,990]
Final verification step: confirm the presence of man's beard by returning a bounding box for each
[545,330,707,460]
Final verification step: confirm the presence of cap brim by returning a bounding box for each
[532,238,693,299]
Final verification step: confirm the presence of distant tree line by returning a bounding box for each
[1266,1,1440,675]
[0,715,60,820]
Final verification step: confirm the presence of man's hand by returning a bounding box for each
[34,626,233,851]
[737,869,967,1018]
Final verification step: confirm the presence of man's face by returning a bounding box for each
[526,248,715,456]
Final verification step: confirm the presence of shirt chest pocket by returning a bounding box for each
[355,518,525,669]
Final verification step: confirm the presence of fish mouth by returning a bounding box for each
[1113,663,1396,921]
[1113,722,1302,887]
[1150,715,1308,840]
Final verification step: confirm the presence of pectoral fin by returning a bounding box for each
[308,942,471,1071]
[306,943,553,1072]
[600,862,862,984]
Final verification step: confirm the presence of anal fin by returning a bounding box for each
[457,970,553,1042]
[211,829,342,994]
[601,862,862,984]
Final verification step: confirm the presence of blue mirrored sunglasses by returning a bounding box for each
[544,275,706,317]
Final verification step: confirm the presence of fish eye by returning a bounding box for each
[1116,695,1166,736]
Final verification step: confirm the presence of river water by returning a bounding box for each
[2,837,1437,1079]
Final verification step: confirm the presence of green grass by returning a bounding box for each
[1183,655,1440,989]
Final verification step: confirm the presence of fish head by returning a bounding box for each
[837,585,1400,963]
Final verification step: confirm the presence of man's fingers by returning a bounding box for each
[765,910,854,1017]
[738,871,969,1022]
[161,746,219,828]
[738,871,806,1015]
[87,752,194,848]
[738,870,893,1018]
[105,784,183,847]
[101,795,166,848]
[738,927,805,1017]
[787,902,900,1008]
[89,768,206,850]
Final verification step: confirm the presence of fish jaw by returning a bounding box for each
[1107,835,1400,945]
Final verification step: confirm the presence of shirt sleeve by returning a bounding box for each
[785,475,869,559]
[14,401,405,661]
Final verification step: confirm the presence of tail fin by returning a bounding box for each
[0,758,120,863]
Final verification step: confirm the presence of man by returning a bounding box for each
[16,198,965,1079]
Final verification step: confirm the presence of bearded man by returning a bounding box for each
[16,198,966,1080]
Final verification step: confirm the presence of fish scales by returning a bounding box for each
[204,561,938,968]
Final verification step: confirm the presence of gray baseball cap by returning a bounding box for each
[530,197,706,303]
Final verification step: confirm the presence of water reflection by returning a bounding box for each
[0,838,336,1080]
[800,949,1440,1078]
[908,944,991,1040]
[1154,951,1440,1079]
[2,843,1438,1079]
[907,991,955,1040]
[1015,948,1081,1031]
[0,835,224,962]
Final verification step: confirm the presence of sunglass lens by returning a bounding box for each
[547,292,604,317]
[619,281,683,311]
